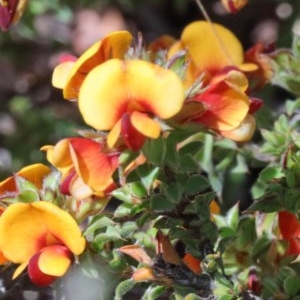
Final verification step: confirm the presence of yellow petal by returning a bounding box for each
[18,164,51,188]
[181,21,244,74]
[223,70,249,92]
[0,163,51,194]
[239,63,258,72]
[220,114,256,141]
[13,261,29,279]
[131,111,161,138]
[38,245,71,276]
[132,267,155,282]
[68,138,118,192]
[195,81,250,131]
[46,139,73,169]
[107,119,122,149]
[63,31,132,100]
[52,61,76,89]
[69,175,94,200]
[0,202,85,264]
[79,59,185,130]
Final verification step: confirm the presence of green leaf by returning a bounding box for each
[284,276,300,296]
[235,217,257,249]
[111,186,133,203]
[195,134,214,173]
[183,174,210,196]
[16,189,39,203]
[247,193,283,213]
[217,296,233,300]
[226,203,239,231]
[142,285,166,300]
[184,293,203,300]
[251,235,272,257]
[137,165,160,191]
[213,215,228,228]
[119,221,138,239]
[286,98,300,116]
[109,250,128,272]
[15,175,39,193]
[213,273,233,298]
[142,136,166,166]
[42,170,60,190]
[262,278,280,298]
[150,193,176,211]
[131,182,148,198]
[259,166,284,182]
[85,216,115,236]
[164,182,184,204]
[114,279,136,300]
[179,153,199,172]
[219,226,236,239]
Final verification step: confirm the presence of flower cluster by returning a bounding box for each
[2,6,300,299]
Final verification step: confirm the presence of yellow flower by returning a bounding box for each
[0,163,51,195]
[41,137,119,199]
[0,201,86,286]
[52,30,132,100]
[173,70,250,132]
[168,21,256,87]
[78,59,185,150]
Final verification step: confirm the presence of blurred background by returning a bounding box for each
[0,0,299,179]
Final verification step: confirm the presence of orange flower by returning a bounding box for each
[244,43,274,90]
[78,59,185,150]
[52,31,132,100]
[41,137,119,198]
[168,21,256,87]
[0,163,51,195]
[278,211,300,256]
[0,201,86,286]
[220,0,248,13]
[0,0,28,31]
[174,70,250,132]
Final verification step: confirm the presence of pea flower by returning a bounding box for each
[278,210,300,256]
[0,163,51,196]
[244,43,274,90]
[0,201,86,286]
[173,70,250,134]
[41,137,119,199]
[78,59,185,150]
[168,21,256,87]
[0,0,28,31]
[52,31,132,100]
[220,0,248,13]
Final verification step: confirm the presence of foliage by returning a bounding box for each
[1,0,300,300]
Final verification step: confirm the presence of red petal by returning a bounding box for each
[248,97,263,114]
[28,252,57,287]
[59,169,76,195]
[121,113,146,151]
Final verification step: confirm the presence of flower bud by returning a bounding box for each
[0,0,28,31]
[221,0,248,13]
